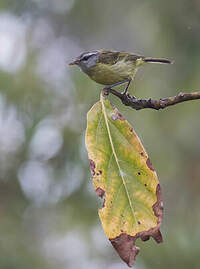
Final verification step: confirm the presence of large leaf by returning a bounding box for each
[85,94,163,267]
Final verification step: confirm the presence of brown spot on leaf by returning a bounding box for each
[109,184,163,266]
[95,187,106,209]
[102,198,106,208]
[111,112,125,121]
[96,170,102,176]
[130,128,133,132]
[137,221,141,225]
[146,158,155,171]
[110,234,140,267]
[151,229,163,243]
[144,184,147,187]
[144,184,163,244]
[137,172,141,176]
[152,184,163,226]
[141,235,150,241]
[95,187,105,198]
[89,159,96,177]
[140,152,144,156]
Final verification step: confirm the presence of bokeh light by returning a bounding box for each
[0,1,200,268]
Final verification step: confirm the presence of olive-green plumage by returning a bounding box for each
[69,49,172,94]
[88,51,143,85]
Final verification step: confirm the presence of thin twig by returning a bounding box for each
[108,89,200,110]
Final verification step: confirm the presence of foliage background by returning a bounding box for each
[0,0,200,268]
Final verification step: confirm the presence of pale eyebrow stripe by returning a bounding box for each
[81,51,98,58]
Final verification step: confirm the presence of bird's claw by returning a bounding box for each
[121,90,128,96]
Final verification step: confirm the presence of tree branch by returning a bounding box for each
[108,89,200,110]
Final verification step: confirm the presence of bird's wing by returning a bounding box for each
[98,50,122,65]
[98,50,144,65]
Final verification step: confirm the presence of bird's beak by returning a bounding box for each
[68,60,79,66]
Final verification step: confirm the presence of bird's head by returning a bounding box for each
[69,51,99,72]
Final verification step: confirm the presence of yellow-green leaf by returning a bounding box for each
[85,94,163,267]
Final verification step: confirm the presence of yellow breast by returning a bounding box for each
[89,60,138,85]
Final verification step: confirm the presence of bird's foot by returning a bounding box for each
[121,91,137,100]
[121,90,132,98]
[121,90,127,96]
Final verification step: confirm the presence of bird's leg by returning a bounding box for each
[121,79,131,95]
[102,79,131,96]
[103,79,130,91]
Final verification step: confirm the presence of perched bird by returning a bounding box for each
[69,50,172,95]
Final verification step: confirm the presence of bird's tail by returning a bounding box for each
[144,57,173,64]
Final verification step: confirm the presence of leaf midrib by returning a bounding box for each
[101,96,138,228]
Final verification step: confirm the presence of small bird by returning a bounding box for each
[69,50,172,95]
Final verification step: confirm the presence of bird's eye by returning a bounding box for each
[82,55,90,61]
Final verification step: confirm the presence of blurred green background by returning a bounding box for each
[0,0,200,268]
